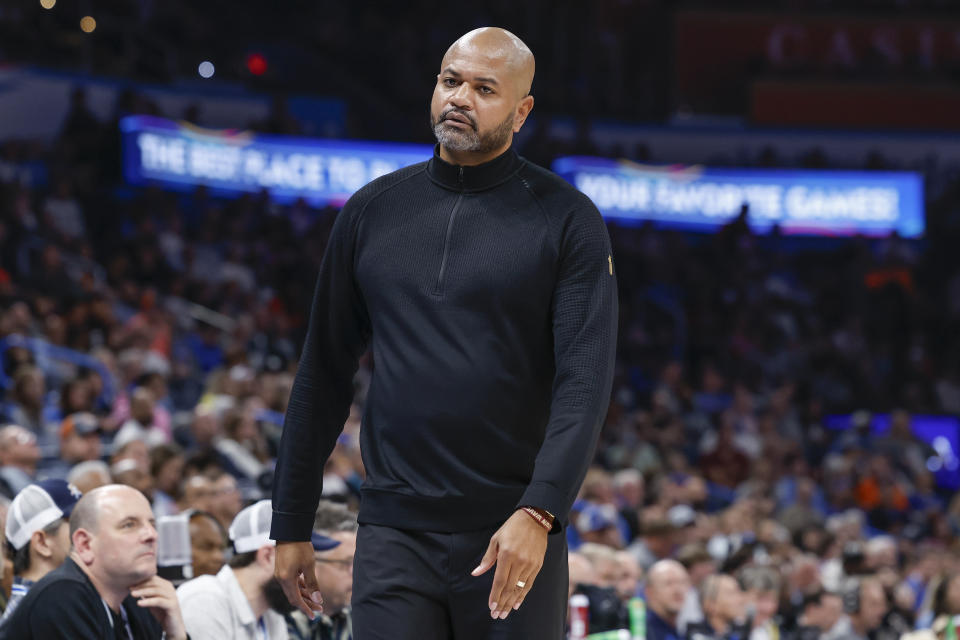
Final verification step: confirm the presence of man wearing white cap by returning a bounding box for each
[0,479,81,626]
[178,500,340,640]
[0,484,187,640]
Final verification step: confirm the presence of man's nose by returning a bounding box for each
[449,82,472,109]
[143,523,158,542]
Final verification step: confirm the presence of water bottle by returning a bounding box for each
[570,594,590,640]
[628,597,646,640]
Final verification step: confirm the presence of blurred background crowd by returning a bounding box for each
[3,0,960,639]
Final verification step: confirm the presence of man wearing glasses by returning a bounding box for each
[286,505,357,640]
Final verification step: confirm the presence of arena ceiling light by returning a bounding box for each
[198,61,215,79]
[80,16,96,33]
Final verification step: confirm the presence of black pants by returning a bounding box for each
[352,522,568,639]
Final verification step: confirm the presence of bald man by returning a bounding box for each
[272,26,617,639]
[0,484,186,639]
[646,560,691,640]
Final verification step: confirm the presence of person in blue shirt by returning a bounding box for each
[646,560,691,640]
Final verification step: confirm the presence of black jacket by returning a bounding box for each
[271,145,618,539]
[0,557,165,639]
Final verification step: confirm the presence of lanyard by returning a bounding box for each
[101,599,133,640]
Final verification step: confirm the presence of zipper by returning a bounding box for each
[433,167,465,295]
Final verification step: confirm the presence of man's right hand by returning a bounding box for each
[275,540,324,620]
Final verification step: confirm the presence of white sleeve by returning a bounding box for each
[176,582,234,639]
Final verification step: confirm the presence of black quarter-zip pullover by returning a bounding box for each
[271,145,618,540]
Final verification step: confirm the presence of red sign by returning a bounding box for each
[675,10,960,121]
[751,79,960,129]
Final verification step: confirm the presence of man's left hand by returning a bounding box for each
[471,509,550,620]
[130,575,188,640]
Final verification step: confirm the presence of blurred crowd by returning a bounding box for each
[0,73,959,639]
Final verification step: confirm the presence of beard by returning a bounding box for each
[263,577,297,615]
[431,108,515,154]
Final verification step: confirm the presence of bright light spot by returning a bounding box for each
[246,53,268,76]
[39,0,56,9]
[198,61,215,79]
[80,16,96,33]
[926,456,943,472]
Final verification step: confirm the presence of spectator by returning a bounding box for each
[686,574,749,640]
[699,423,751,489]
[0,479,81,625]
[286,501,358,640]
[112,436,150,471]
[677,544,718,633]
[0,425,40,499]
[568,551,598,599]
[311,500,356,534]
[613,469,645,536]
[42,178,86,242]
[630,519,676,570]
[114,388,168,449]
[614,549,643,602]
[0,484,187,639]
[178,473,215,513]
[149,443,184,517]
[572,547,628,632]
[186,509,227,578]
[1,367,53,439]
[580,543,621,590]
[828,577,889,640]
[43,412,102,480]
[778,477,826,535]
[215,408,269,482]
[739,566,782,640]
[111,457,154,502]
[874,410,933,480]
[67,460,112,494]
[646,559,691,640]
[576,503,626,550]
[788,590,844,640]
[208,470,243,530]
[176,499,293,639]
[931,573,960,620]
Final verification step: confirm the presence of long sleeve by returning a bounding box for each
[177,588,233,639]
[17,581,104,639]
[271,199,371,542]
[517,204,618,527]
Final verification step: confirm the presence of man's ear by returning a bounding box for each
[32,530,54,560]
[258,545,275,573]
[72,528,94,565]
[513,95,535,133]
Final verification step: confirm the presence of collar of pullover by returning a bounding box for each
[427,144,524,192]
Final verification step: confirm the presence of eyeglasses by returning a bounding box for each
[315,557,354,573]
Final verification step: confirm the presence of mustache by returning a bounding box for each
[439,108,477,130]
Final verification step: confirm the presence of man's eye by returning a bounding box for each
[479,86,493,94]
[443,78,457,86]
